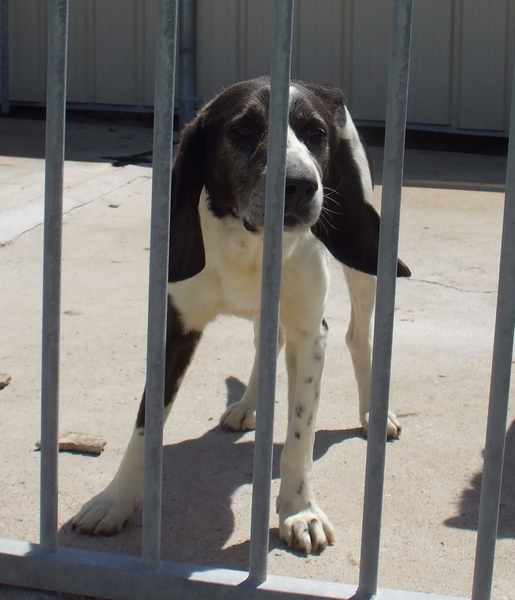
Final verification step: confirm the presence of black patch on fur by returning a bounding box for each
[136,297,201,428]
[295,431,301,439]
[305,376,314,384]
[295,404,306,418]
[297,481,305,495]
[168,117,208,283]
[294,81,411,278]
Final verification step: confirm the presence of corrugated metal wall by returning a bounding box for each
[8,0,158,107]
[7,0,515,132]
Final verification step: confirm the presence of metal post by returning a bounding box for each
[178,0,196,129]
[248,0,294,585]
[357,0,413,597]
[40,0,69,553]
[471,60,515,600]
[142,0,178,571]
[0,0,9,114]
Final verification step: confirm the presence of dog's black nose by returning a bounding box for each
[284,176,318,215]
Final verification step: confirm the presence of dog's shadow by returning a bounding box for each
[444,419,515,538]
[59,377,363,570]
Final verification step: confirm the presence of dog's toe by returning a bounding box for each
[362,411,401,439]
[220,401,256,431]
[278,501,335,554]
[72,487,139,535]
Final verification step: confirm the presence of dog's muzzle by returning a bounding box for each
[242,174,321,233]
[284,175,320,228]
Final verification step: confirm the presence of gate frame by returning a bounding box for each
[1,0,514,599]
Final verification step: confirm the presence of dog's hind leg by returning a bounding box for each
[343,265,401,439]
[220,321,285,431]
[72,297,202,535]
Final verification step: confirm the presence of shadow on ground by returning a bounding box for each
[58,377,364,570]
[445,419,515,538]
[0,112,507,193]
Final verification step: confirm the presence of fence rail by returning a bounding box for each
[40,0,68,555]
[0,0,513,599]
[0,0,8,114]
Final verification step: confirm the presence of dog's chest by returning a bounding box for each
[170,198,267,328]
[206,213,265,318]
[170,193,325,332]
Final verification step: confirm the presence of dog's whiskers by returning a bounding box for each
[318,208,338,232]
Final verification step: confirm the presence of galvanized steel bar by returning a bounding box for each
[2,537,470,600]
[141,0,178,570]
[40,0,69,554]
[357,0,413,596]
[248,0,294,585]
[178,0,196,129]
[0,0,8,114]
[471,61,515,600]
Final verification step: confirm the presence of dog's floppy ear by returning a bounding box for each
[168,114,207,283]
[306,83,411,278]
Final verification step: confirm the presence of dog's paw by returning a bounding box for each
[220,400,256,431]
[277,497,335,554]
[362,411,401,439]
[72,485,141,535]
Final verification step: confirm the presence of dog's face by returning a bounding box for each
[169,77,411,283]
[199,79,335,233]
[187,78,360,233]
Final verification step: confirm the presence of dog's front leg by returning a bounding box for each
[276,320,335,554]
[72,298,201,535]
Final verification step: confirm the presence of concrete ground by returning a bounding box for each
[0,115,514,600]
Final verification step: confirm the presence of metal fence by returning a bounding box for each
[0,0,514,598]
[0,0,8,114]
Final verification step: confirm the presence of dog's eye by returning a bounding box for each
[306,127,326,139]
[233,126,253,137]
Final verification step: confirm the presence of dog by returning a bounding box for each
[72,77,410,554]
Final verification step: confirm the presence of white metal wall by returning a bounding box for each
[7,0,515,131]
[8,0,158,107]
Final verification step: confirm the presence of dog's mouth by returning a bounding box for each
[241,217,299,235]
[242,211,316,235]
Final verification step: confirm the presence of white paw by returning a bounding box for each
[72,483,141,535]
[362,411,401,439]
[220,400,256,431]
[277,496,335,554]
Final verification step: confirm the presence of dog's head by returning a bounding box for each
[169,77,410,282]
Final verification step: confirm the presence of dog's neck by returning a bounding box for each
[199,188,311,271]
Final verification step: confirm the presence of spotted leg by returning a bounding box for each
[276,319,335,554]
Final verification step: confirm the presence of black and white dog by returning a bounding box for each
[73,78,410,554]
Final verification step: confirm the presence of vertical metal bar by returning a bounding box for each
[0,0,9,114]
[471,61,515,600]
[357,0,413,597]
[141,0,178,570]
[40,0,69,553]
[248,0,294,585]
[178,0,196,129]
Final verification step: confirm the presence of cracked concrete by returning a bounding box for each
[0,117,153,246]
[408,278,498,295]
[0,115,514,599]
